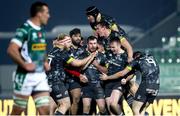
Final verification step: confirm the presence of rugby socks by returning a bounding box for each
[126,94,134,108]
[54,110,63,115]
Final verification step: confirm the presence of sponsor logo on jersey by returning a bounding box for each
[32,43,46,51]
[32,32,38,39]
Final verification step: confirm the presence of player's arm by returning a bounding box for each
[100,60,137,81]
[92,60,108,74]
[100,66,132,81]
[111,23,119,32]
[7,28,35,71]
[66,51,97,67]
[120,37,133,62]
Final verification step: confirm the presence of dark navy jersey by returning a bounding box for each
[80,51,107,82]
[129,54,160,84]
[69,46,85,59]
[90,14,120,31]
[65,46,85,81]
[99,30,127,51]
[106,50,128,81]
[46,47,74,81]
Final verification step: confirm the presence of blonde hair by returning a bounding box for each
[56,33,69,41]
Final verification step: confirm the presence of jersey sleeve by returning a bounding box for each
[118,28,128,43]
[11,27,28,47]
[99,53,108,67]
[126,60,139,71]
[63,51,75,64]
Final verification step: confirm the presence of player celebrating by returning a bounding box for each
[101,51,160,116]
[96,21,133,62]
[86,6,119,33]
[80,36,108,115]
[47,34,97,115]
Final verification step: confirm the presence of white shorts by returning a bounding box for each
[13,71,50,96]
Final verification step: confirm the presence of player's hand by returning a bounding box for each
[79,74,88,83]
[23,63,36,72]
[100,73,108,81]
[128,57,133,63]
[121,78,127,85]
[91,51,98,58]
[44,61,51,71]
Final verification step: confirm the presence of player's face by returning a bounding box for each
[110,41,120,54]
[39,6,50,25]
[64,36,72,49]
[96,24,106,37]
[97,43,104,53]
[88,39,98,52]
[87,15,95,23]
[71,33,81,46]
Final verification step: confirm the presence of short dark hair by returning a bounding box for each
[133,51,145,59]
[30,1,48,17]
[87,36,97,43]
[96,21,109,29]
[109,37,120,44]
[69,28,81,37]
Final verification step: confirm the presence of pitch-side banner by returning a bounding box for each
[0,96,179,116]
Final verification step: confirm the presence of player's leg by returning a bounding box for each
[82,84,93,115]
[49,96,57,115]
[132,82,147,116]
[11,93,29,115]
[55,97,71,115]
[95,83,107,115]
[140,102,150,115]
[32,91,50,115]
[96,99,107,115]
[82,98,92,115]
[69,82,81,115]
[109,89,123,115]
[11,72,33,115]
[132,100,144,116]
[32,72,50,115]
[51,82,70,115]
[105,97,112,115]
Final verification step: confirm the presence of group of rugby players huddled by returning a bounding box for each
[47,6,160,116]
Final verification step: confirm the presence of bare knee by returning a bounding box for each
[72,96,80,104]
[59,99,71,108]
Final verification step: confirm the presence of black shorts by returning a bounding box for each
[82,81,104,99]
[66,78,81,91]
[134,82,159,104]
[49,81,69,102]
[104,81,125,98]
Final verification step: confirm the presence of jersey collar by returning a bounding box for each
[27,20,41,30]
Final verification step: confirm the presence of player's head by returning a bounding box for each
[86,6,100,23]
[96,21,110,37]
[30,1,50,25]
[87,36,98,52]
[69,28,82,47]
[54,34,72,49]
[109,37,121,54]
[97,38,105,53]
[133,51,145,59]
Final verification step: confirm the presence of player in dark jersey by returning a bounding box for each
[100,37,129,115]
[101,51,160,116]
[86,6,119,33]
[47,34,97,115]
[79,36,108,115]
[96,21,133,63]
[65,28,87,115]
